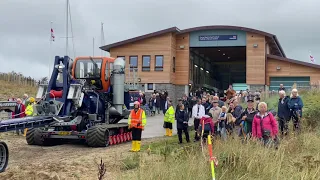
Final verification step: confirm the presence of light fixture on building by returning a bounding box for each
[223,53,225,56]
[253,44,258,48]
[276,66,281,70]
[194,64,198,67]
[218,49,221,52]
[228,57,230,59]
[179,45,185,49]
[206,70,209,73]
[188,83,192,86]
[200,67,204,70]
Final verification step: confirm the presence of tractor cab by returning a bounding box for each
[72,57,115,92]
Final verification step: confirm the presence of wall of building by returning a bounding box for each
[246,32,266,85]
[189,29,246,47]
[174,33,190,85]
[170,33,176,84]
[266,58,320,85]
[109,33,172,84]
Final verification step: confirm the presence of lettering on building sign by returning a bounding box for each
[199,35,238,41]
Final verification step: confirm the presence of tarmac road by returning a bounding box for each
[119,113,193,138]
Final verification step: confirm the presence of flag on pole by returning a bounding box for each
[51,28,55,41]
[310,52,315,63]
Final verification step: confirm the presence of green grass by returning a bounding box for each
[115,90,320,180]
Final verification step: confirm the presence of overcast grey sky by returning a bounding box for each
[0,0,319,79]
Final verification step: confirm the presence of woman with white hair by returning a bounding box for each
[277,90,290,135]
[252,102,278,146]
[288,89,304,132]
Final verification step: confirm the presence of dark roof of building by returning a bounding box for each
[100,25,286,57]
[267,54,320,69]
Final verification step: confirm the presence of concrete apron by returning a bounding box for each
[119,115,194,138]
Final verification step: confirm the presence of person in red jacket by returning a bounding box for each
[12,98,26,119]
[198,113,215,142]
[252,102,278,147]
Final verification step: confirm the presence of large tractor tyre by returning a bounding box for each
[26,128,45,146]
[86,126,110,147]
[0,141,9,173]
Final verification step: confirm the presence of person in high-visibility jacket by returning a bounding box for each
[25,97,36,116]
[128,101,147,152]
[163,100,175,136]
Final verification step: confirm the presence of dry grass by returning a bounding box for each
[0,80,37,100]
[115,131,320,180]
[115,90,320,180]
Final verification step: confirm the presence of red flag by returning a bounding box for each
[51,28,55,41]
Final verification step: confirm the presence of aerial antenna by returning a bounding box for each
[93,37,95,56]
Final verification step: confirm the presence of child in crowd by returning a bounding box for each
[218,106,228,140]
[199,113,215,143]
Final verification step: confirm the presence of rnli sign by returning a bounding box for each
[199,35,237,41]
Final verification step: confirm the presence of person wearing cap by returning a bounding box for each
[163,100,175,136]
[128,101,147,152]
[209,96,222,136]
[238,95,257,137]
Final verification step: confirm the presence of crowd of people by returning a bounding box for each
[159,84,304,148]
[7,94,36,119]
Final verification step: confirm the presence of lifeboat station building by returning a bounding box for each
[100,25,320,100]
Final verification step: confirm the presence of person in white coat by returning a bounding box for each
[192,99,205,141]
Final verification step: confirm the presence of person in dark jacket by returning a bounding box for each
[175,104,190,143]
[188,96,197,118]
[182,95,189,114]
[238,95,257,138]
[278,84,286,92]
[176,99,183,114]
[277,90,291,135]
[202,97,210,114]
[288,89,304,132]
[155,93,161,114]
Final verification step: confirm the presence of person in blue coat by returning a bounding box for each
[288,89,304,132]
[277,90,291,135]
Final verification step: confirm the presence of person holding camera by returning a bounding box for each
[252,102,278,147]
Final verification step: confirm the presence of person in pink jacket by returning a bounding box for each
[252,102,278,146]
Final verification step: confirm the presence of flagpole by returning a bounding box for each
[66,0,69,56]
[49,21,53,79]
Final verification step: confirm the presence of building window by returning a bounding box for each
[117,56,125,61]
[147,83,153,90]
[172,56,176,73]
[129,56,138,71]
[142,55,151,71]
[155,55,164,71]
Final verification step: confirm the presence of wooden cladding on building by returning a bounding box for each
[174,33,190,85]
[246,32,266,85]
[266,58,320,85]
[110,33,172,84]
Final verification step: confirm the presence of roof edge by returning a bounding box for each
[267,54,320,69]
[99,27,180,51]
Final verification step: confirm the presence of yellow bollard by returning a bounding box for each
[23,128,28,137]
